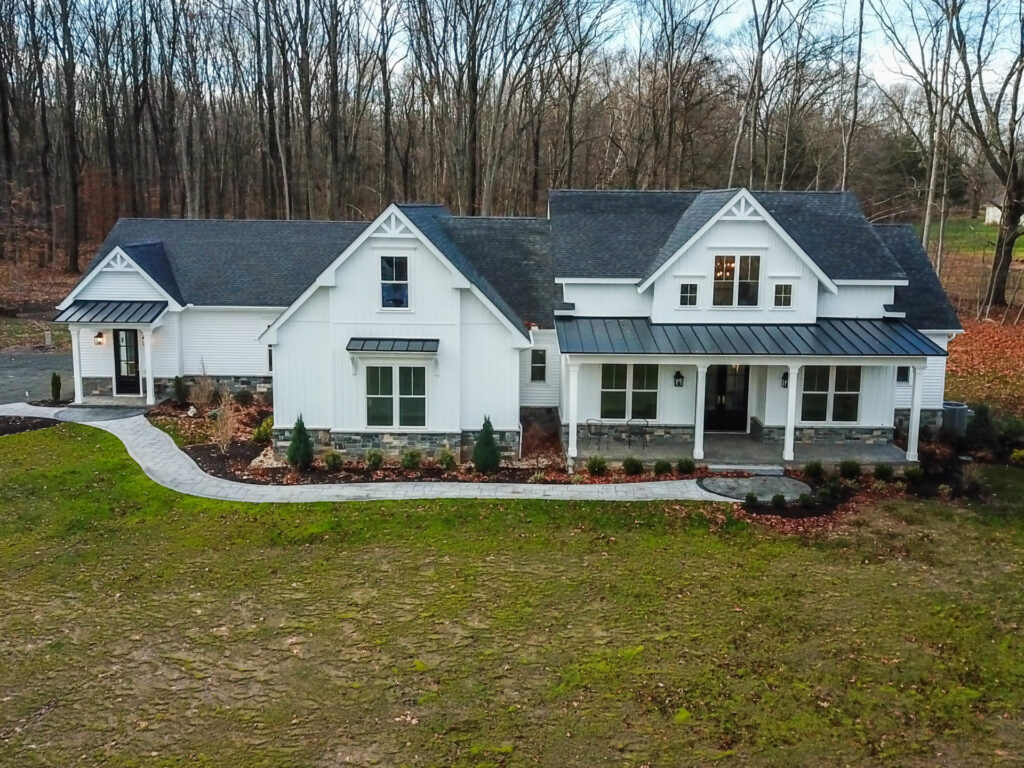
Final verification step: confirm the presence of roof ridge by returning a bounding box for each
[113,216,370,224]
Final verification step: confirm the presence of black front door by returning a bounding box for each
[113,329,140,395]
[705,364,749,432]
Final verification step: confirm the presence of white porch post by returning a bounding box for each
[142,328,155,405]
[693,364,708,460]
[906,363,923,462]
[783,364,800,461]
[566,361,580,470]
[70,326,83,404]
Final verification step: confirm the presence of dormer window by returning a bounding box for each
[713,255,760,307]
[381,255,409,308]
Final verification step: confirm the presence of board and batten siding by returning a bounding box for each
[560,283,651,316]
[893,332,951,410]
[519,329,561,407]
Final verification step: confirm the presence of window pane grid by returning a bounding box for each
[381,256,409,308]
[773,283,792,307]
[679,283,697,306]
[530,349,546,381]
[800,365,860,423]
[600,364,658,420]
[367,365,425,427]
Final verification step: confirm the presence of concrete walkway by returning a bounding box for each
[1,402,738,504]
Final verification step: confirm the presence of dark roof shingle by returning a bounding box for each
[875,224,961,330]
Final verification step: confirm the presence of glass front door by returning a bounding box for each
[113,329,141,395]
[704,364,749,432]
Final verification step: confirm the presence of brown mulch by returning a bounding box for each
[0,415,61,436]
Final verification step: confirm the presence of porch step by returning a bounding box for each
[706,463,784,476]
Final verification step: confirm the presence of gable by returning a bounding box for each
[58,246,180,310]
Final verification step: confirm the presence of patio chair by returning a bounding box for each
[586,419,609,450]
[626,418,650,450]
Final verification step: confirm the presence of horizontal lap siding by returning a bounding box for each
[180,309,280,377]
[520,329,561,407]
[77,269,165,301]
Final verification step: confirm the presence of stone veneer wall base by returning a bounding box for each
[271,428,521,460]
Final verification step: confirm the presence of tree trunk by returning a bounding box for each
[986,195,1024,308]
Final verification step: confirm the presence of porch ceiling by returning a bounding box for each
[55,299,167,325]
[555,316,945,358]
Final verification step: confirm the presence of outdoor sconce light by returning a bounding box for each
[673,370,685,388]
[93,332,105,346]
[781,371,789,389]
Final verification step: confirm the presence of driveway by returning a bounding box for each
[0,349,73,404]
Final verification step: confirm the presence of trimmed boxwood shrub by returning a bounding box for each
[677,457,696,474]
[838,459,862,480]
[400,449,422,471]
[873,462,894,482]
[622,456,644,476]
[323,450,343,471]
[438,447,457,471]
[286,415,314,470]
[744,491,759,508]
[653,459,673,476]
[803,460,825,481]
[365,449,384,471]
[771,493,787,510]
[472,416,501,474]
[903,465,925,484]
[586,456,608,476]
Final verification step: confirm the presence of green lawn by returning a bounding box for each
[0,317,70,350]
[2,424,1024,766]
[922,218,1024,259]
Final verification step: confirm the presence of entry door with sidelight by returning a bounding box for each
[113,329,141,395]
[704,364,749,432]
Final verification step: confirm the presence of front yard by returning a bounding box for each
[2,423,1023,766]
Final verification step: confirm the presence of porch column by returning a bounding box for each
[783,364,800,461]
[906,363,923,462]
[70,327,83,404]
[566,361,580,470]
[142,328,155,405]
[693,364,708,460]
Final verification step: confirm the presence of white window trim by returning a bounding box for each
[799,365,861,425]
[379,254,412,312]
[711,253,762,309]
[771,280,796,310]
[365,363,429,430]
[677,281,700,309]
[599,363,660,421]
[530,349,547,382]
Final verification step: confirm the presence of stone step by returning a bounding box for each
[706,463,784,476]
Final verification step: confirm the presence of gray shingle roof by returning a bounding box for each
[119,242,184,304]
[875,224,962,330]
[85,218,369,307]
[550,188,906,282]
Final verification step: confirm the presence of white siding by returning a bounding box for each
[816,285,894,318]
[572,363,697,426]
[76,268,165,302]
[77,327,114,377]
[894,332,951,410]
[179,308,280,377]
[561,283,651,316]
[460,292,520,431]
[520,329,561,407]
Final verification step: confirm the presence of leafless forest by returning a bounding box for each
[0,0,1020,306]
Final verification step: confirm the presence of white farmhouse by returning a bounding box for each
[57,188,961,465]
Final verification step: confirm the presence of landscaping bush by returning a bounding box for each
[172,375,188,404]
[233,388,254,407]
[252,416,274,444]
[838,459,862,480]
[586,455,608,476]
[437,447,457,471]
[903,465,925,484]
[365,449,384,471]
[323,450,343,471]
[873,462,894,482]
[529,471,546,483]
[744,491,759,508]
[1011,449,1024,467]
[653,459,673,476]
[286,415,314,470]
[771,493,787,510]
[965,404,1000,453]
[798,493,815,509]
[472,416,501,474]
[803,460,824,481]
[50,372,61,403]
[622,456,644,476]
[677,457,696,474]
[212,398,239,454]
[191,375,218,409]
[400,449,422,471]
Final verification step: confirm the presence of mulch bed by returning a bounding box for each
[0,415,61,436]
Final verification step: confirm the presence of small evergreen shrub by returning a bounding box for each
[172,375,188,404]
[233,388,254,407]
[838,459,862,480]
[365,449,384,471]
[677,457,696,474]
[965,404,1000,452]
[437,447,458,471]
[50,372,61,403]
[622,456,644,476]
[1011,449,1024,467]
[803,460,825,481]
[873,462,894,482]
[771,493,787,510]
[323,450,343,471]
[586,455,608,476]
[903,466,925,484]
[286,415,314,470]
[529,471,546,483]
[798,493,815,509]
[400,449,422,471]
[653,459,673,476]
[472,416,501,474]
[744,491,759,507]
[252,416,274,444]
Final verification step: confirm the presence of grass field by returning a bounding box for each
[926,218,1024,259]
[0,317,70,351]
[2,424,1024,766]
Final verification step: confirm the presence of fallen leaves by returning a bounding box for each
[946,314,1024,417]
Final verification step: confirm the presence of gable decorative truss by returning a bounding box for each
[637,188,838,295]
[56,245,183,311]
[259,203,530,347]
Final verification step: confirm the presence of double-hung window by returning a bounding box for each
[366,365,426,427]
[530,349,546,381]
[713,255,760,306]
[600,364,658,419]
[800,365,860,423]
[381,255,409,308]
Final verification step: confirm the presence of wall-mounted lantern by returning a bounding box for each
[93,332,105,346]
[673,370,685,388]
[781,371,789,389]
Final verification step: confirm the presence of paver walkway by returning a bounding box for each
[1,402,745,504]
[699,475,812,502]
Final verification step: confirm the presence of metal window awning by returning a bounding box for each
[346,337,439,353]
[55,299,168,324]
[555,317,946,357]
